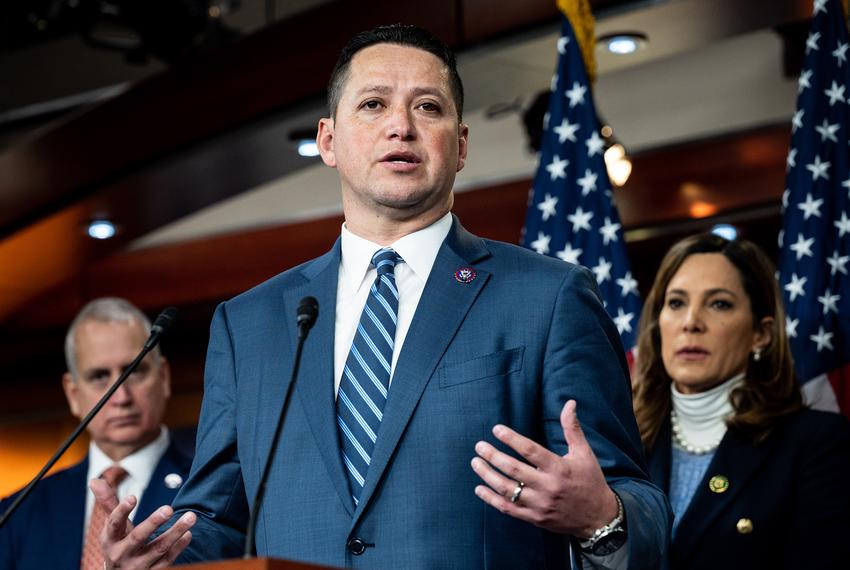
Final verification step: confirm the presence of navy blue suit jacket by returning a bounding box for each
[169,218,670,568]
[648,408,850,569]
[0,439,193,570]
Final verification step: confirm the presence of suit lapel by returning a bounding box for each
[352,218,491,526]
[287,241,355,516]
[53,460,88,567]
[647,419,672,495]
[136,441,193,520]
[673,428,774,558]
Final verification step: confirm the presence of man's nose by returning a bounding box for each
[385,107,416,140]
[109,378,133,404]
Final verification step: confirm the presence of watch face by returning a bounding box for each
[591,528,627,556]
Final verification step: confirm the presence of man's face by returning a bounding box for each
[62,319,170,459]
[317,43,468,232]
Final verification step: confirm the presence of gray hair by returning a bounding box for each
[64,297,160,379]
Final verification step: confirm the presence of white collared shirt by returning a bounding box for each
[84,426,170,532]
[333,212,453,395]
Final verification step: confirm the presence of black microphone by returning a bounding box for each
[145,306,178,350]
[296,296,319,339]
[0,306,178,529]
[245,297,318,558]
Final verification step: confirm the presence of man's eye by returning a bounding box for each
[87,373,109,385]
[362,100,382,110]
[418,102,440,112]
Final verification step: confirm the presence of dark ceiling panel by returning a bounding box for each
[0,0,461,239]
[461,0,558,44]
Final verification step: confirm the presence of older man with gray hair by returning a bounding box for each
[0,297,193,570]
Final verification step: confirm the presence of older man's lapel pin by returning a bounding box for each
[164,473,184,489]
[454,267,477,284]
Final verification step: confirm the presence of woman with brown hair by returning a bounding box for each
[633,232,850,569]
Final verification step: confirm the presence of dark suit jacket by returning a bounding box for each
[0,438,193,570]
[648,408,850,570]
[169,217,670,568]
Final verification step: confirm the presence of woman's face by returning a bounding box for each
[659,253,771,394]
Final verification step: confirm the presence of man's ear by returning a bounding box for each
[62,372,82,419]
[317,117,337,168]
[456,123,469,172]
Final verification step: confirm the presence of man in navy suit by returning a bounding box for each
[0,297,193,570]
[94,25,670,569]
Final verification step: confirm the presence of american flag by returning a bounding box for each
[778,0,850,415]
[522,3,641,353]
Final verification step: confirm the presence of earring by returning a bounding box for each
[753,348,762,362]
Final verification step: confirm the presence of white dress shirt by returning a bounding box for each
[83,426,170,533]
[333,212,453,395]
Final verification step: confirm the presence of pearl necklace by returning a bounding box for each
[670,409,721,455]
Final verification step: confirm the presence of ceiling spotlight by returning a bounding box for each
[297,140,320,157]
[87,219,116,240]
[689,201,718,219]
[598,33,647,55]
[289,127,321,158]
[711,224,739,241]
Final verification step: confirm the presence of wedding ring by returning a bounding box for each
[509,480,525,504]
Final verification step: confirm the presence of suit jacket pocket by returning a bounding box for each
[438,347,524,388]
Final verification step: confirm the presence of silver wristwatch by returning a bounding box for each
[578,492,627,556]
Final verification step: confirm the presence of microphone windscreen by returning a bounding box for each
[151,306,178,336]
[297,297,319,329]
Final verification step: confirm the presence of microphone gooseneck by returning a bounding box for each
[244,297,319,558]
[0,306,178,529]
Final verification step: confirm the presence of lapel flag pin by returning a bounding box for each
[454,267,477,284]
[164,473,184,489]
[708,475,729,494]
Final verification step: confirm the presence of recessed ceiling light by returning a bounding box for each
[297,140,319,157]
[598,33,647,55]
[711,224,738,241]
[87,220,116,240]
[689,201,717,219]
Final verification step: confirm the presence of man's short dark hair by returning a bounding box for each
[327,23,464,121]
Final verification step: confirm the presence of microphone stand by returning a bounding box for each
[0,307,177,528]
[244,297,318,558]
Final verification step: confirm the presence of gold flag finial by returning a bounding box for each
[558,0,597,84]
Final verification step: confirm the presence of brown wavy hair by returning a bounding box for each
[633,233,802,449]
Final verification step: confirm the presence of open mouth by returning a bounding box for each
[381,151,421,164]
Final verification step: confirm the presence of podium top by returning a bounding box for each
[183,557,342,570]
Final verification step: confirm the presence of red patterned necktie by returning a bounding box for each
[81,465,128,570]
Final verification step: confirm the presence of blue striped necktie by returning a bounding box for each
[337,247,402,505]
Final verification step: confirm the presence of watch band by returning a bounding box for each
[578,492,625,553]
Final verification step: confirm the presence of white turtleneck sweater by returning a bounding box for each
[671,373,744,450]
[668,374,744,534]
